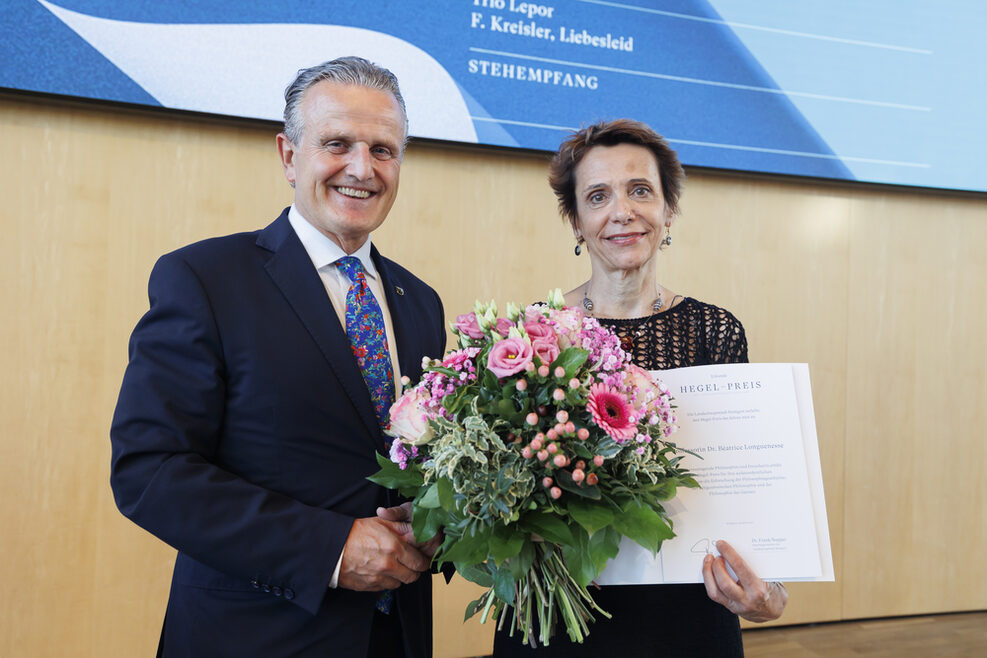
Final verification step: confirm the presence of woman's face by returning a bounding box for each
[572,142,671,275]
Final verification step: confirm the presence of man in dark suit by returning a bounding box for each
[110,57,445,657]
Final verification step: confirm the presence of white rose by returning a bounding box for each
[387,388,435,445]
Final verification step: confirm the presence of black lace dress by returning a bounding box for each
[493,297,749,658]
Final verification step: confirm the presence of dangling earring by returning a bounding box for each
[574,237,584,256]
[660,225,672,250]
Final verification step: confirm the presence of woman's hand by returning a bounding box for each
[702,539,788,622]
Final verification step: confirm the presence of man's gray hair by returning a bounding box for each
[282,56,408,145]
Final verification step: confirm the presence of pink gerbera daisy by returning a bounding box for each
[586,383,637,442]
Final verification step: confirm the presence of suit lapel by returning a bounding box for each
[373,247,424,386]
[258,213,381,443]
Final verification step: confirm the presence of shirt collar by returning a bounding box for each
[288,204,379,280]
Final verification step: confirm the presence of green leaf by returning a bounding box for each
[554,468,601,500]
[612,501,675,553]
[412,504,447,543]
[568,442,594,459]
[366,453,424,496]
[552,347,589,378]
[680,476,700,489]
[443,385,474,416]
[438,526,491,564]
[650,479,677,501]
[508,541,536,580]
[561,528,597,588]
[588,526,622,574]
[428,366,461,378]
[411,502,431,542]
[521,512,574,546]
[492,566,516,605]
[418,482,441,509]
[495,398,517,420]
[594,439,623,458]
[489,524,525,564]
[456,561,494,588]
[436,477,457,513]
[567,498,614,535]
[464,595,487,621]
[482,367,500,390]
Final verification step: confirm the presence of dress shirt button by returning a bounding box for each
[272,586,283,597]
[284,588,295,600]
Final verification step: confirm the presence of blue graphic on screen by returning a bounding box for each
[1,0,983,193]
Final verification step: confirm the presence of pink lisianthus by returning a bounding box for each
[531,337,560,367]
[388,387,435,445]
[486,337,534,378]
[495,317,515,337]
[524,321,556,342]
[453,312,485,340]
[524,304,548,324]
[586,383,637,442]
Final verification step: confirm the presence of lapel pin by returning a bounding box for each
[395,286,405,296]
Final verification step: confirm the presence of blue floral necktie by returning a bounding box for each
[336,256,396,615]
[336,256,395,427]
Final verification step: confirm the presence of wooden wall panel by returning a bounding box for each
[843,191,987,618]
[0,95,296,658]
[2,92,985,658]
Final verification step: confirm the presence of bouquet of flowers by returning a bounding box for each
[370,290,698,647]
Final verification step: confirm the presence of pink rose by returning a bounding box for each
[486,337,534,378]
[454,312,485,340]
[548,307,585,348]
[495,317,514,337]
[531,337,560,367]
[387,388,435,445]
[621,363,662,410]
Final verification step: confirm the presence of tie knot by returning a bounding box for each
[336,256,365,284]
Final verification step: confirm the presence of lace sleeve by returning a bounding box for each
[704,305,749,365]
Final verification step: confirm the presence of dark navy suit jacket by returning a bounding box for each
[110,209,446,657]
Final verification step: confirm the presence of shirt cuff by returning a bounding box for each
[328,546,344,589]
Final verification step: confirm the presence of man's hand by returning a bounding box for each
[337,517,431,591]
[702,539,788,623]
[376,502,443,559]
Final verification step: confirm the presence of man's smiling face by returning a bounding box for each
[277,81,406,253]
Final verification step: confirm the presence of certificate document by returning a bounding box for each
[598,363,834,585]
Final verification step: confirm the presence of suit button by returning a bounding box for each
[272,586,283,597]
[284,588,295,600]
[250,579,260,589]
[262,584,271,593]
